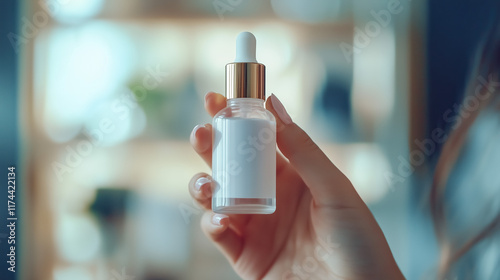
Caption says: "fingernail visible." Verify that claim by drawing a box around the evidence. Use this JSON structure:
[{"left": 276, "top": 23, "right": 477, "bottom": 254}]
[
  {"left": 212, "top": 214, "right": 228, "bottom": 226},
  {"left": 190, "top": 124, "right": 210, "bottom": 151},
  {"left": 195, "top": 177, "right": 211, "bottom": 192},
  {"left": 190, "top": 124, "right": 204, "bottom": 142},
  {"left": 204, "top": 92, "right": 211, "bottom": 104},
  {"left": 270, "top": 94, "right": 292, "bottom": 125}
]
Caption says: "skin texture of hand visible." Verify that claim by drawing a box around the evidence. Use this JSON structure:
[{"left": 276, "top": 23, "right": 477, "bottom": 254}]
[{"left": 189, "top": 92, "right": 405, "bottom": 280}]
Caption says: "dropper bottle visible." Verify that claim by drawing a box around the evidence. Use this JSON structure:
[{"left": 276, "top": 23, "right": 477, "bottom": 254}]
[{"left": 212, "top": 32, "right": 277, "bottom": 214}]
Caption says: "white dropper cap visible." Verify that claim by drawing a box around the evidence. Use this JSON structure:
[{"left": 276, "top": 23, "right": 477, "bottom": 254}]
[
  {"left": 226, "top": 31, "right": 265, "bottom": 99},
  {"left": 234, "top": 32, "right": 258, "bottom": 63}
]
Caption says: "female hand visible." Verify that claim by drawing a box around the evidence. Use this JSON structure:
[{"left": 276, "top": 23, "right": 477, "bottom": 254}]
[{"left": 189, "top": 92, "right": 404, "bottom": 280}]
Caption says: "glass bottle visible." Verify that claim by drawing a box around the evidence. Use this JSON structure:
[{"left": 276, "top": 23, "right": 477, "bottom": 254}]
[{"left": 211, "top": 32, "right": 276, "bottom": 214}]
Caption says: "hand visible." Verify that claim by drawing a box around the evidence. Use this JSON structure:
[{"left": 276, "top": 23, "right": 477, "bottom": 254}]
[{"left": 189, "top": 92, "right": 405, "bottom": 280}]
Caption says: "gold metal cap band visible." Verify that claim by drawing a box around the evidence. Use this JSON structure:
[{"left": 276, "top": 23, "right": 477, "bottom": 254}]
[{"left": 225, "top": 62, "right": 265, "bottom": 99}]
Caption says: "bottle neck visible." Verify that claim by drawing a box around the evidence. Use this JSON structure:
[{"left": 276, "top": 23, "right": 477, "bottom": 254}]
[{"left": 227, "top": 98, "right": 265, "bottom": 108}]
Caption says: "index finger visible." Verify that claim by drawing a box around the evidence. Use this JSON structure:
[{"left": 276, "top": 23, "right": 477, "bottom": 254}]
[{"left": 265, "top": 94, "right": 363, "bottom": 209}]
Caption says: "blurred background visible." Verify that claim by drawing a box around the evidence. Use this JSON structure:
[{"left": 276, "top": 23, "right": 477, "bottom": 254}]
[{"left": 1, "top": 0, "right": 499, "bottom": 279}]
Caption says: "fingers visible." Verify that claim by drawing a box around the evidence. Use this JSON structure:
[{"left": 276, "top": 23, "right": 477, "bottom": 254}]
[
  {"left": 201, "top": 212, "right": 242, "bottom": 263},
  {"left": 188, "top": 172, "right": 214, "bottom": 210},
  {"left": 190, "top": 124, "right": 213, "bottom": 167},
  {"left": 265, "top": 94, "right": 363, "bottom": 208},
  {"left": 188, "top": 173, "right": 251, "bottom": 234},
  {"left": 205, "top": 92, "right": 227, "bottom": 117},
  {"left": 189, "top": 174, "right": 244, "bottom": 263}
]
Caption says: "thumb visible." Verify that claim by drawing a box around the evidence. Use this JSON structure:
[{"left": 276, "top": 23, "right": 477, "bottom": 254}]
[{"left": 266, "top": 94, "right": 362, "bottom": 208}]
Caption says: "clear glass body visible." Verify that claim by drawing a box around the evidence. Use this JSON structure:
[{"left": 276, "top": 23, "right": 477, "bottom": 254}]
[{"left": 212, "top": 98, "right": 276, "bottom": 214}]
